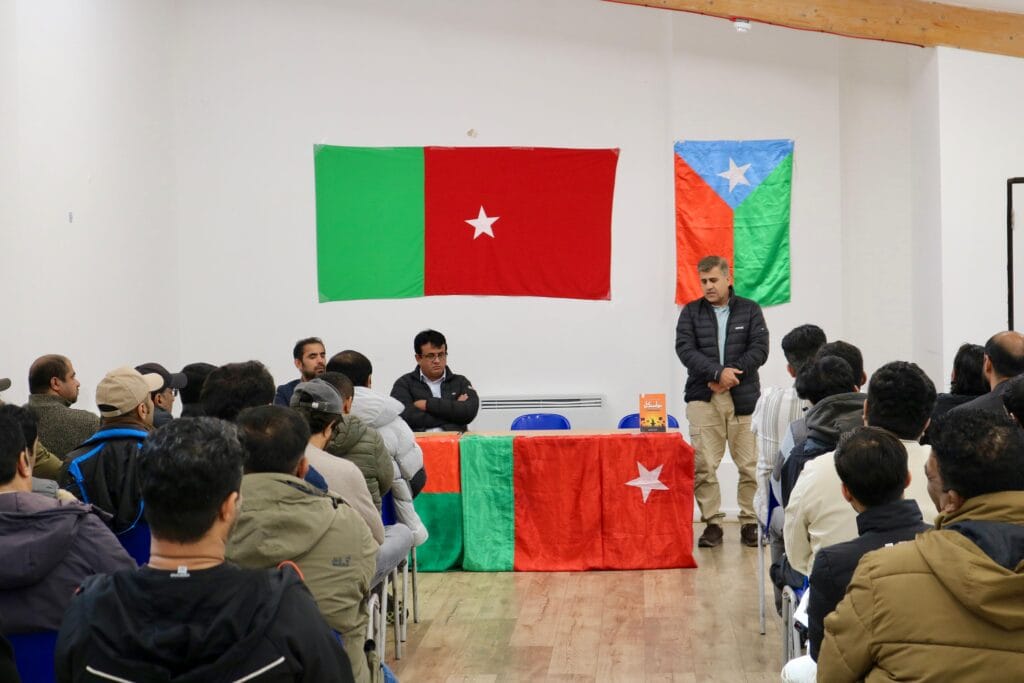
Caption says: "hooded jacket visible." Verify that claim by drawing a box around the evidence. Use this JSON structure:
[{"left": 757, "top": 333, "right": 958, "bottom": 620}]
[
  {"left": 675, "top": 290, "right": 769, "bottom": 415},
  {"left": 55, "top": 562, "right": 354, "bottom": 683},
  {"left": 225, "top": 473, "right": 377, "bottom": 683},
  {"left": 326, "top": 414, "right": 394, "bottom": 510},
  {"left": 818, "top": 490, "right": 1024, "bottom": 682},
  {"left": 348, "top": 387, "right": 424, "bottom": 492},
  {"left": 390, "top": 366, "right": 479, "bottom": 432},
  {"left": 0, "top": 492, "right": 135, "bottom": 633}
]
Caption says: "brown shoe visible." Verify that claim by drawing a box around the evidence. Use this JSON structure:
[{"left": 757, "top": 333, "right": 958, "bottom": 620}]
[
  {"left": 740, "top": 523, "right": 759, "bottom": 547},
  {"left": 698, "top": 523, "right": 724, "bottom": 548}
]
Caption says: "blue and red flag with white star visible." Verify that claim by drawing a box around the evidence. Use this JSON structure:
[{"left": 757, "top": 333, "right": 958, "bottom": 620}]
[{"left": 674, "top": 139, "right": 794, "bottom": 306}]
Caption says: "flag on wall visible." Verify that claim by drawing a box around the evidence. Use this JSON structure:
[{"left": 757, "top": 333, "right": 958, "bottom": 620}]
[
  {"left": 674, "top": 139, "right": 794, "bottom": 306},
  {"left": 411, "top": 435, "right": 463, "bottom": 571},
  {"left": 314, "top": 145, "right": 619, "bottom": 302},
  {"left": 460, "top": 433, "right": 696, "bottom": 572}
]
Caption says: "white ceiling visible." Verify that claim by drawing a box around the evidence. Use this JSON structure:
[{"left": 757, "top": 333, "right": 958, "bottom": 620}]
[{"left": 943, "top": 0, "right": 1024, "bottom": 13}]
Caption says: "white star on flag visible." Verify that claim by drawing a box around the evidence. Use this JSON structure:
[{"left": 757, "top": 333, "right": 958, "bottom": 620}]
[
  {"left": 465, "top": 206, "right": 499, "bottom": 239},
  {"left": 717, "top": 158, "right": 752, "bottom": 192},
  {"left": 625, "top": 462, "right": 669, "bottom": 503}
]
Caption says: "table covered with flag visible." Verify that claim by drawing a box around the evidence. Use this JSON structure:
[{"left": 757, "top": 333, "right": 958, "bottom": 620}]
[{"left": 413, "top": 431, "right": 697, "bottom": 572}]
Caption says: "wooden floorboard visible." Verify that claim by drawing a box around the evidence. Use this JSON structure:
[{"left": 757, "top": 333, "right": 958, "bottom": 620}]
[{"left": 389, "top": 522, "right": 782, "bottom": 682}]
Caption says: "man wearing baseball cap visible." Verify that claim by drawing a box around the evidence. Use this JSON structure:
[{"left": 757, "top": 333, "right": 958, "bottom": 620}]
[
  {"left": 135, "top": 362, "right": 188, "bottom": 428},
  {"left": 59, "top": 367, "right": 162, "bottom": 534}
]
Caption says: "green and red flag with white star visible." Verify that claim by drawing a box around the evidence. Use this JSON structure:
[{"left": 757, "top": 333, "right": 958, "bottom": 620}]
[
  {"left": 674, "top": 139, "right": 794, "bottom": 306},
  {"left": 314, "top": 145, "right": 619, "bottom": 302},
  {"left": 460, "top": 432, "right": 696, "bottom": 572}
]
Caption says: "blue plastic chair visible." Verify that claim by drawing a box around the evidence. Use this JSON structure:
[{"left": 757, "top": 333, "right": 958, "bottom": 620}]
[
  {"left": 616, "top": 413, "right": 679, "bottom": 429},
  {"left": 117, "top": 522, "right": 152, "bottom": 566},
  {"left": 381, "top": 491, "right": 397, "bottom": 526},
  {"left": 9, "top": 630, "right": 58, "bottom": 683},
  {"left": 510, "top": 413, "right": 571, "bottom": 430}
]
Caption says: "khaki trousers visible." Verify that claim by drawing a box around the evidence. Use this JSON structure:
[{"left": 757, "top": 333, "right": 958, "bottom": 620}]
[{"left": 686, "top": 391, "right": 757, "bottom": 524}]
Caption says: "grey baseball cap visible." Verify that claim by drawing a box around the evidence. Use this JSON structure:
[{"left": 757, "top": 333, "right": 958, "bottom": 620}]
[
  {"left": 289, "top": 378, "right": 343, "bottom": 415},
  {"left": 0, "top": 378, "right": 10, "bottom": 392}
]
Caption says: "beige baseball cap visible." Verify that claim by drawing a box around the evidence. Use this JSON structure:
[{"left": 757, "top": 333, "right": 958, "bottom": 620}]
[{"left": 96, "top": 366, "right": 163, "bottom": 418}]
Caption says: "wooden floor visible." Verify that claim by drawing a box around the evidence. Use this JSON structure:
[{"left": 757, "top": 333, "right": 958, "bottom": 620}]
[{"left": 389, "top": 522, "right": 782, "bottom": 682}]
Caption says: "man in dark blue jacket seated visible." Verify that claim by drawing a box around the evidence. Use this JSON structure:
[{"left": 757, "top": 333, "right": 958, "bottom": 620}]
[
  {"left": 274, "top": 337, "right": 327, "bottom": 407},
  {"left": 55, "top": 417, "right": 355, "bottom": 682},
  {"left": 391, "top": 329, "right": 479, "bottom": 432},
  {"left": 781, "top": 426, "right": 930, "bottom": 683}
]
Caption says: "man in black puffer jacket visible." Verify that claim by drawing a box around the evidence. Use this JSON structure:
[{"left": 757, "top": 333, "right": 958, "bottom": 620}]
[{"left": 676, "top": 256, "right": 769, "bottom": 548}]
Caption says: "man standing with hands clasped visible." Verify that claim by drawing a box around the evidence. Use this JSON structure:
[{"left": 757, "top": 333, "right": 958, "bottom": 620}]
[{"left": 676, "top": 256, "right": 769, "bottom": 548}]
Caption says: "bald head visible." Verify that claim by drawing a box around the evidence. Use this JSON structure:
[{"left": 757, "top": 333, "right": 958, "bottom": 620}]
[{"left": 984, "top": 331, "right": 1024, "bottom": 386}]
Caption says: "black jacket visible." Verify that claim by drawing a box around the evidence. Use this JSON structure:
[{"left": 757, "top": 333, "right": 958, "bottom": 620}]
[
  {"left": 59, "top": 426, "right": 149, "bottom": 534},
  {"left": 391, "top": 366, "right": 479, "bottom": 432},
  {"left": 55, "top": 563, "right": 354, "bottom": 683},
  {"left": 807, "top": 499, "right": 929, "bottom": 661},
  {"left": 675, "top": 290, "right": 769, "bottom": 415}
]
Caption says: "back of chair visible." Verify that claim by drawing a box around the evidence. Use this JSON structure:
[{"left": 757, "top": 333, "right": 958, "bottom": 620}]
[
  {"left": 381, "top": 491, "right": 397, "bottom": 526},
  {"left": 510, "top": 413, "right": 571, "bottom": 430},
  {"left": 616, "top": 413, "right": 680, "bottom": 429},
  {"left": 117, "top": 521, "right": 152, "bottom": 566},
  {"left": 9, "top": 630, "right": 58, "bottom": 683}
]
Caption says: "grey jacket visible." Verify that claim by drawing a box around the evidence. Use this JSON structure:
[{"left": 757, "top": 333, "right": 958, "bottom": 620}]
[{"left": 26, "top": 394, "right": 99, "bottom": 458}]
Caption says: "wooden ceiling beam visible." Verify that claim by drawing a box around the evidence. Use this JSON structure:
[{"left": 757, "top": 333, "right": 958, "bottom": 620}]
[{"left": 607, "top": 0, "right": 1024, "bottom": 59}]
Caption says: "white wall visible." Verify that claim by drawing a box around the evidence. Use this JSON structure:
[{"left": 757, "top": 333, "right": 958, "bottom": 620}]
[{"left": 7, "top": 0, "right": 1023, "bottom": 516}]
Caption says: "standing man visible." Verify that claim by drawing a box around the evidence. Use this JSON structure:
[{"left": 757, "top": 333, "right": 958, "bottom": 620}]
[
  {"left": 391, "top": 329, "right": 479, "bottom": 432},
  {"left": 274, "top": 337, "right": 327, "bottom": 407},
  {"left": 676, "top": 256, "right": 769, "bottom": 547}
]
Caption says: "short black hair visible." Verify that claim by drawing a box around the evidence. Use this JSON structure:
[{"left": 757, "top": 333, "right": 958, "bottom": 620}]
[
  {"left": 0, "top": 414, "right": 27, "bottom": 484},
  {"left": 930, "top": 409, "right": 1024, "bottom": 499},
  {"left": 950, "top": 343, "right": 987, "bottom": 396},
  {"left": 293, "top": 337, "right": 324, "bottom": 361},
  {"left": 0, "top": 404, "right": 38, "bottom": 451},
  {"left": 327, "top": 350, "right": 372, "bottom": 388},
  {"left": 138, "top": 417, "right": 245, "bottom": 544},
  {"left": 28, "top": 355, "right": 71, "bottom": 394},
  {"left": 236, "top": 405, "right": 310, "bottom": 475},
  {"left": 180, "top": 362, "right": 217, "bottom": 405},
  {"left": 795, "top": 355, "right": 857, "bottom": 404},
  {"left": 834, "top": 426, "right": 908, "bottom": 507},
  {"left": 414, "top": 329, "right": 447, "bottom": 355},
  {"left": 200, "top": 361, "right": 275, "bottom": 421},
  {"left": 782, "top": 324, "right": 827, "bottom": 374},
  {"left": 866, "top": 361, "right": 937, "bottom": 439},
  {"left": 984, "top": 332, "right": 1024, "bottom": 379},
  {"left": 320, "top": 371, "right": 354, "bottom": 401},
  {"left": 816, "top": 341, "right": 864, "bottom": 385}
]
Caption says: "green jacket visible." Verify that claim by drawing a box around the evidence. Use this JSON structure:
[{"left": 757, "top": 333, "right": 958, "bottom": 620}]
[
  {"left": 26, "top": 394, "right": 99, "bottom": 458},
  {"left": 327, "top": 415, "right": 394, "bottom": 510},
  {"left": 226, "top": 473, "right": 378, "bottom": 683}
]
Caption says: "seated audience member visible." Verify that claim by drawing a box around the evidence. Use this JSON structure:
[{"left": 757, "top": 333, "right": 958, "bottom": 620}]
[
  {"left": 56, "top": 417, "right": 354, "bottom": 682},
  {"left": 227, "top": 406, "right": 376, "bottom": 683},
  {"left": 751, "top": 324, "right": 826, "bottom": 602},
  {"left": 59, "top": 367, "right": 162, "bottom": 533},
  {"left": 293, "top": 378, "right": 413, "bottom": 587},
  {"left": 818, "top": 410, "right": 1024, "bottom": 682},
  {"left": 391, "top": 329, "right": 479, "bottom": 432},
  {"left": 274, "top": 337, "right": 327, "bottom": 407},
  {"left": 950, "top": 330, "right": 1024, "bottom": 415},
  {"left": 179, "top": 361, "right": 216, "bottom": 417},
  {"left": 200, "top": 360, "right": 330, "bottom": 492},
  {"left": 0, "top": 413, "right": 135, "bottom": 635},
  {"left": 135, "top": 362, "right": 188, "bottom": 428},
  {"left": 780, "top": 350, "right": 863, "bottom": 506},
  {"left": 933, "top": 343, "right": 987, "bottom": 418},
  {"left": 25, "top": 354, "right": 98, "bottom": 458},
  {"left": 329, "top": 350, "right": 429, "bottom": 546},
  {"left": 320, "top": 372, "right": 394, "bottom": 510},
  {"left": 785, "top": 361, "right": 938, "bottom": 578},
  {"left": 1, "top": 405, "right": 75, "bottom": 502},
  {"left": 781, "top": 427, "right": 930, "bottom": 683}
]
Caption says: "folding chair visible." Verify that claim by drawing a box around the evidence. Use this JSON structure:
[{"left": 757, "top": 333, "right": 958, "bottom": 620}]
[
  {"left": 781, "top": 580, "right": 810, "bottom": 668},
  {"left": 381, "top": 492, "right": 418, "bottom": 625},
  {"left": 757, "top": 487, "right": 782, "bottom": 635},
  {"left": 510, "top": 413, "right": 571, "bottom": 430}
]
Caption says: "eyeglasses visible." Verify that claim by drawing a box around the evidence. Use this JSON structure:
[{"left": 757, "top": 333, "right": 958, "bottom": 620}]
[{"left": 419, "top": 352, "right": 447, "bottom": 362}]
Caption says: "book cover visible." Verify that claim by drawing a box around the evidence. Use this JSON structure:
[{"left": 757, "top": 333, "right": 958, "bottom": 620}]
[{"left": 639, "top": 393, "right": 667, "bottom": 432}]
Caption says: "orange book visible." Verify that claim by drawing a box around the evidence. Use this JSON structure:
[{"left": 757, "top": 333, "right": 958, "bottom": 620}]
[{"left": 639, "top": 393, "right": 667, "bottom": 432}]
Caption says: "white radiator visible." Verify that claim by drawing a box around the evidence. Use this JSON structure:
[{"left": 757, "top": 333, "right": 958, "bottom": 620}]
[{"left": 473, "top": 394, "right": 608, "bottom": 431}]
